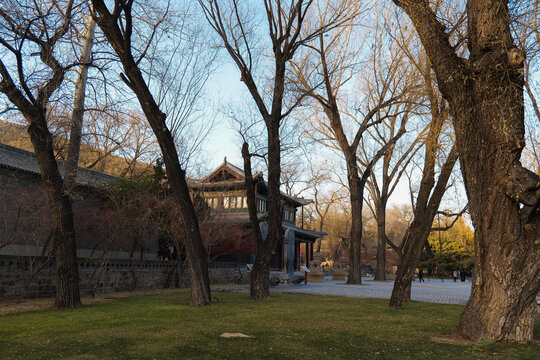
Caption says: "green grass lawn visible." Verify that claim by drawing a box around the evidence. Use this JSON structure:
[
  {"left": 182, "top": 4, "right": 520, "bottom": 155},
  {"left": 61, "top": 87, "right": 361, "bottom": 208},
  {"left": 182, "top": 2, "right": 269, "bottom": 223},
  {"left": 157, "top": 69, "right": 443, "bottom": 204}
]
[{"left": 0, "top": 291, "right": 538, "bottom": 359}]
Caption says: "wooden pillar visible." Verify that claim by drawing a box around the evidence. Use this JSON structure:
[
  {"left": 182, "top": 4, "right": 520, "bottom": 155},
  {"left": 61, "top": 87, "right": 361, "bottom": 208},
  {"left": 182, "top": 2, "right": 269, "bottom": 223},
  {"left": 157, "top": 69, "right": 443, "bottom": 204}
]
[
  {"left": 295, "top": 240, "right": 300, "bottom": 270},
  {"left": 279, "top": 238, "right": 284, "bottom": 270},
  {"left": 306, "top": 242, "right": 310, "bottom": 268},
  {"left": 310, "top": 242, "right": 314, "bottom": 261}
]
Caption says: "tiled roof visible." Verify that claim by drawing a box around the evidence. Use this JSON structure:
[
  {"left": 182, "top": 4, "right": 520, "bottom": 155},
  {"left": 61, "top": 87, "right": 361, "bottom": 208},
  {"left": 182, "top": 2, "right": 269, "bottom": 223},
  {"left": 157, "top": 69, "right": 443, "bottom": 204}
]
[
  {"left": 226, "top": 161, "right": 245, "bottom": 177},
  {"left": 283, "top": 223, "right": 326, "bottom": 242},
  {"left": 194, "top": 158, "right": 314, "bottom": 207},
  {"left": 201, "top": 157, "right": 245, "bottom": 183},
  {"left": 0, "top": 143, "right": 116, "bottom": 187}
]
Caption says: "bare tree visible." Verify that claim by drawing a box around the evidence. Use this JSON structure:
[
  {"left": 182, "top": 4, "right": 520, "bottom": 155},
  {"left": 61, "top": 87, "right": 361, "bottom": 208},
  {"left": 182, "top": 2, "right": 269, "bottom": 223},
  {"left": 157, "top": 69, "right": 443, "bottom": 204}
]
[
  {"left": 0, "top": 0, "right": 82, "bottom": 308},
  {"left": 200, "top": 0, "right": 357, "bottom": 299},
  {"left": 364, "top": 110, "right": 425, "bottom": 280},
  {"left": 281, "top": 161, "right": 308, "bottom": 197},
  {"left": 91, "top": 0, "right": 212, "bottom": 306},
  {"left": 392, "top": 0, "right": 540, "bottom": 343},
  {"left": 291, "top": 6, "right": 417, "bottom": 284},
  {"left": 304, "top": 163, "right": 347, "bottom": 252}
]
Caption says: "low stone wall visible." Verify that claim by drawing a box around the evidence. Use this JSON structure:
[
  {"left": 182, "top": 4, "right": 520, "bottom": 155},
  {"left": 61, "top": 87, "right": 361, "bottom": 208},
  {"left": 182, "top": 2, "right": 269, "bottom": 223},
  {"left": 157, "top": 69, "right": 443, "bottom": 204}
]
[{"left": 0, "top": 256, "right": 250, "bottom": 300}]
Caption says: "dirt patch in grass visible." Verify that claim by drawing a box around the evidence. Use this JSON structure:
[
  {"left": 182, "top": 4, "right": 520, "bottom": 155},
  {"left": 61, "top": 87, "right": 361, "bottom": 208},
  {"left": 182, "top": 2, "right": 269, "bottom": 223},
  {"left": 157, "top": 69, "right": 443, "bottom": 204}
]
[{"left": 0, "top": 288, "right": 188, "bottom": 316}]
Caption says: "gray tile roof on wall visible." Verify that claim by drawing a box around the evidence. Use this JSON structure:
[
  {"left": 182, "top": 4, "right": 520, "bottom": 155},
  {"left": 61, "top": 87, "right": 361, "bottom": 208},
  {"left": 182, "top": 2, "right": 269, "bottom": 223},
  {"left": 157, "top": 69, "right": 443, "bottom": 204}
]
[{"left": 0, "top": 143, "right": 116, "bottom": 187}]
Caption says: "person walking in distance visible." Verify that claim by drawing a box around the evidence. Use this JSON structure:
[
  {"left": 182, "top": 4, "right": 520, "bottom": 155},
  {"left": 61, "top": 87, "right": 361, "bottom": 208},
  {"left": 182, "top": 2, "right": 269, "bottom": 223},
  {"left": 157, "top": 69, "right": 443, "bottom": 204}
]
[{"left": 418, "top": 268, "right": 425, "bottom": 282}]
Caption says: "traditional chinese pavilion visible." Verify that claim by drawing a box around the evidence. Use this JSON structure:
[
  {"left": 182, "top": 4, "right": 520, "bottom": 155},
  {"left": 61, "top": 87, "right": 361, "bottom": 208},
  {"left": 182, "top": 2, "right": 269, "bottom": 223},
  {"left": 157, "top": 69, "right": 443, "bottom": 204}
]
[{"left": 190, "top": 158, "right": 325, "bottom": 274}]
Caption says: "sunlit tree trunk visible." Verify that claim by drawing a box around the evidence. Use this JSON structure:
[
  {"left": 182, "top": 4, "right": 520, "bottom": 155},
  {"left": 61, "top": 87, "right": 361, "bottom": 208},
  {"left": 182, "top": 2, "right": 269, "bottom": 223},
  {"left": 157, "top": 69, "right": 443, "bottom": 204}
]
[{"left": 393, "top": 0, "right": 540, "bottom": 342}]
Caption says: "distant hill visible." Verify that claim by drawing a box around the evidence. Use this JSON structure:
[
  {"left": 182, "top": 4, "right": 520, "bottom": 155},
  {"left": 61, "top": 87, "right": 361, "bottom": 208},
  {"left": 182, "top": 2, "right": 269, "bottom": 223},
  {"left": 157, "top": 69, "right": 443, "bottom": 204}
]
[
  {"left": 0, "top": 120, "right": 152, "bottom": 177},
  {"left": 0, "top": 120, "right": 32, "bottom": 150}
]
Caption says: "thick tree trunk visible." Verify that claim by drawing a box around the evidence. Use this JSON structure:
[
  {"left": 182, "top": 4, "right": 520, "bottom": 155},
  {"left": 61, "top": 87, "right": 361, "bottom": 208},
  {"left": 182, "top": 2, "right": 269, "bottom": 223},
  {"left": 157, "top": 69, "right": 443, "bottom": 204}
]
[
  {"left": 241, "top": 142, "right": 269, "bottom": 299},
  {"left": 92, "top": 2, "right": 212, "bottom": 306},
  {"left": 374, "top": 199, "right": 387, "bottom": 281},
  {"left": 393, "top": 0, "right": 540, "bottom": 342},
  {"left": 453, "top": 89, "right": 540, "bottom": 341},
  {"left": 0, "top": 70, "right": 82, "bottom": 309},
  {"left": 389, "top": 226, "right": 427, "bottom": 308},
  {"left": 403, "top": 280, "right": 411, "bottom": 302},
  {"left": 250, "top": 122, "right": 283, "bottom": 299},
  {"left": 0, "top": 1, "right": 81, "bottom": 309},
  {"left": 27, "top": 116, "right": 82, "bottom": 309},
  {"left": 347, "top": 176, "right": 363, "bottom": 284},
  {"left": 454, "top": 2, "right": 540, "bottom": 340},
  {"left": 153, "top": 117, "right": 212, "bottom": 306},
  {"left": 457, "top": 213, "right": 539, "bottom": 342},
  {"left": 250, "top": 249, "right": 272, "bottom": 299},
  {"left": 390, "top": 144, "right": 458, "bottom": 308}
]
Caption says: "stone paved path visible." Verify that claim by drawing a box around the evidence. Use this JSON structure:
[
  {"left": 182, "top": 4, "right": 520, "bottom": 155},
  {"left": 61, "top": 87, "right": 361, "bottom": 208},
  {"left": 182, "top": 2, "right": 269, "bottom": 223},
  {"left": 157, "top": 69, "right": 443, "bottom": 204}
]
[
  {"left": 213, "top": 277, "right": 473, "bottom": 305},
  {"left": 273, "top": 277, "right": 472, "bottom": 305}
]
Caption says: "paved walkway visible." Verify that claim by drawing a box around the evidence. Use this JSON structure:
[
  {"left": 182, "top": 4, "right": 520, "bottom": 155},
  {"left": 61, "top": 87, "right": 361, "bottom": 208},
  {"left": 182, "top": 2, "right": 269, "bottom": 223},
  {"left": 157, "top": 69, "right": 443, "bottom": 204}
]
[
  {"left": 274, "top": 277, "right": 472, "bottom": 305},
  {"left": 213, "top": 277, "right": 473, "bottom": 305}
]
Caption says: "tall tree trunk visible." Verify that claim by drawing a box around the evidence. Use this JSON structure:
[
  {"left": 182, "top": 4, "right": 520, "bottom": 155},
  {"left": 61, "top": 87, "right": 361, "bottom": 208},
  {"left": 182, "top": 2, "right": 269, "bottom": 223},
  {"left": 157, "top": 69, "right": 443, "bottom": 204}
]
[
  {"left": 250, "top": 249, "right": 272, "bottom": 299},
  {"left": 347, "top": 171, "right": 364, "bottom": 284},
  {"left": 64, "top": 11, "right": 96, "bottom": 189},
  {"left": 393, "top": 0, "right": 540, "bottom": 342},
  {"left": 390, "top": 225, "right": 430, "bottom": 307},
  {"left": 0, "top": 63, "right": 82, "bottom": 309},
  {"left": 389, "top": 50, "right": 457, "bottom": 307},
  {"left": 92, "top": 1, "right": 211, "bottom": 306},
  {"left": 344, "top": 143, "right": 392, "bottom": 284},
  {"left": 250, "top": 122, "right": 283, "bottom": 299},
  {"left": 390, "top": 145, "right": 458, "bottom": 308},
  {"left": 28, "top": 113, "right": 82, "bottom": 309},
  {"left": 453, "top": 85, "right": 539, "bottom": 342},
  {"left": 374, "top": 198, "right": 388, "bottom": 281},
  {"left": 455, "top": 2, "right": 539, "bottom": 342},
  {"left": 242, "top": 142, "right": 269, "bottom": 299},
  {"left": 145, "top": 101, "right": 212, "bottom": 307}
]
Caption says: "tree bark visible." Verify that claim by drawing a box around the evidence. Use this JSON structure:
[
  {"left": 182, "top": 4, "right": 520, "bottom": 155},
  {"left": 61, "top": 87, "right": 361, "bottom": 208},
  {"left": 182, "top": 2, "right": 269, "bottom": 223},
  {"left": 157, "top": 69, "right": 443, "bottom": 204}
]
[
  {"left": 28, "top": 118, "right": 82, "bottom": 309},
  {"left": 64, "top": 10, "right": 96, "bottom": 190},
  {"left": 393, "top": 0, "right": 540, "bottom": 342},
  {"left": 389, "top": 141, "right": 458, "bottom": 307},
  {"left": 234, "top": 41, "right": 287, "bottom": 299},
  {"left": 92, "top": 0, "right": 211, "bottom": 306},
  {"left": 0, "top": 12, "right": 82, "bottom": 308},
  {"left": 249, "top": 121, "right": 283, "bottom": 299},
  {"left": 242, "top": 142, "right": 270, "bottom": 299},
  {"left": 250, "top": 248, "right": 272, "bottom": 299},
  {"left": 374, "top": 197, "right": 388, "bottom": 281},
  {"left": 347, "top": 174, "right": 364, "bottom": 284}
]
